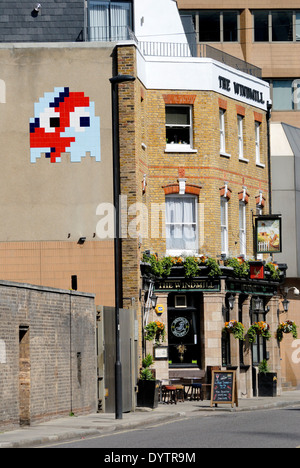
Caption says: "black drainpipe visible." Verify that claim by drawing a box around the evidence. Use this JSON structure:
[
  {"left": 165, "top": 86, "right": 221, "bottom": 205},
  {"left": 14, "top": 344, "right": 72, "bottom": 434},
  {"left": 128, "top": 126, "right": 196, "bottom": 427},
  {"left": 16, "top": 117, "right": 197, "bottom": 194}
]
[{"left": 266, "top": 101, "right": 273, "bottom": 215}]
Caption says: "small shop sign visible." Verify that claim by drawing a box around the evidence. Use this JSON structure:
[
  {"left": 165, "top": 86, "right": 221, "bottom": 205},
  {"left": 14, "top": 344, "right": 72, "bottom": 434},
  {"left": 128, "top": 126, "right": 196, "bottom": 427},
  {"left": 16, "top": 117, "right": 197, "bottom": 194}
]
[{"left": 249, "top": 261, "right": 264, "bottom": 280}]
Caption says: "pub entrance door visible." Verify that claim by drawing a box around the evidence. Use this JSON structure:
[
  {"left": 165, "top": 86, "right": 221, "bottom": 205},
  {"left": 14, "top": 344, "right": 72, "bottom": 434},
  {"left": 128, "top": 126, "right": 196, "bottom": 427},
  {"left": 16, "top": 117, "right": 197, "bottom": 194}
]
[{"left": 167, "top": 292, "right": 202, "bottom": 368}]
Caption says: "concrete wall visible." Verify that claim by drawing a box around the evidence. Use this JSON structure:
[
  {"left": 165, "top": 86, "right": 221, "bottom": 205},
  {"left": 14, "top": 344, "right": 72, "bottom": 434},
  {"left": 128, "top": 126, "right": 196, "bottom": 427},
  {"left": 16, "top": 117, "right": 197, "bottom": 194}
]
[
  {"left": 0, "top": 43, "right": 113, "bottom": 241},
  {"left": 0, "top": 43, "right": 115, "bottom": 305},
  {"left": 0, "top": 280, "right": 97, "bottom": 430}
]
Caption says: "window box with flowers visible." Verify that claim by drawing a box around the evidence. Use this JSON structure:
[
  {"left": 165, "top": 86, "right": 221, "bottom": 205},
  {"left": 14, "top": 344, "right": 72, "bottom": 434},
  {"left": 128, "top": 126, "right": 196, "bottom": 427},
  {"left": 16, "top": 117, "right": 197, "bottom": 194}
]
[
  {"left": 276, "top": 320, "right": 298, "bottom": 342},
  {"left": 222, "top": 320, "right": 245, "bottom": 341},
  {"left": 144, "top": 321, "right": 166, "bottom": 345},
  {"left": 247, "top": 322, "right": 271, "bottom": 343}
]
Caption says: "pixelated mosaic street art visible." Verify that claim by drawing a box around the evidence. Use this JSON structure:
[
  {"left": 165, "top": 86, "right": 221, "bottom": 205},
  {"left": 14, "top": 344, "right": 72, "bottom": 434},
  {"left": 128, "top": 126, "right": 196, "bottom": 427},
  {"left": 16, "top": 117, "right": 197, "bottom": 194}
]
[{"left": 30, "top": 87, "right": 101, "bottom": 163}]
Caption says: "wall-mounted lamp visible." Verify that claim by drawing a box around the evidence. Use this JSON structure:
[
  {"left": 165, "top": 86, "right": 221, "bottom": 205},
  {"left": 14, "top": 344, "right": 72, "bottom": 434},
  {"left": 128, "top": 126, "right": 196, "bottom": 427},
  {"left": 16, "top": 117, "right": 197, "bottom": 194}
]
[
  {"left": 282, "top": 298, "right": 290, "bottom": 313},
  {"left": 228, "top": 294, "right": 235, "bottom": 310},
  {"left": 31, "top": 4, "right": 41, "bottom": 17},
  {"left": 253, "top": 296, "right": 263, "bottom": 312},
  {"left": 78, "top": 237, "right": 86, "bottom": 245},
  {"left": 150, "top": 293, "right": 158, "bottom": 309}
]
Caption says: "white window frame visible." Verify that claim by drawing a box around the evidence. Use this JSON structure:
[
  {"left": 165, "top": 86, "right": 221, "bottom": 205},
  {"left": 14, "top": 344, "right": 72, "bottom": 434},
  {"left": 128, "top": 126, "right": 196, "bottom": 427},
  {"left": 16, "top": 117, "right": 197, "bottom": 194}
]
[
  {"left": 220, "top": 109, "right": 231, "bottom": 158},
  {"left": 165, "top": 105, "right": 196, "bottom": 153},
  {"left": 239, "top": 201, "right": 247, "bottom": 256},
  {"left": 255, "top": 121, "right": 265, "bottom": 167},
  {"left": 238, "top": 115, "right": 248, "bottom": 162},
  {"left": 221, "top": 197, "right": 229, "bottom": 256},
  {"left": 165, "top": 195, "right": 198, "bottom": 256}
]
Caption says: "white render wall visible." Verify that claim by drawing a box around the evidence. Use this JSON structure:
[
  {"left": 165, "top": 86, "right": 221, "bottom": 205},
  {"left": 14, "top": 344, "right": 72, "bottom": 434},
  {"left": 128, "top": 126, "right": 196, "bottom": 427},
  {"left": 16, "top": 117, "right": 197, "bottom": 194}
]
[
  {"left": 136, "top": 50, "right": 270, "bottom": 112},
  {"left": 134, "top": 0, "right": 188, "bottom": 45}
]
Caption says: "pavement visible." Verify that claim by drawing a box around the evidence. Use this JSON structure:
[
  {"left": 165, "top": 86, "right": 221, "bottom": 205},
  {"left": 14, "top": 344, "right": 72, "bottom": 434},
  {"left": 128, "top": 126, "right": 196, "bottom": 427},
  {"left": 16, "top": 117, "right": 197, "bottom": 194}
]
[{"left": 1, "top": 390, "right": 300, "bottom": 448}]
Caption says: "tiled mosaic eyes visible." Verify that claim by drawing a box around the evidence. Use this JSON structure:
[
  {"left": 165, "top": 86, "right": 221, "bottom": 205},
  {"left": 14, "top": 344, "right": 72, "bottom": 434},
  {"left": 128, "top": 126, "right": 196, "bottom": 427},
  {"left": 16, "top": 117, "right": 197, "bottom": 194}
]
[{"left": 30, "top": 87, "right": 101, "bottom": 163}]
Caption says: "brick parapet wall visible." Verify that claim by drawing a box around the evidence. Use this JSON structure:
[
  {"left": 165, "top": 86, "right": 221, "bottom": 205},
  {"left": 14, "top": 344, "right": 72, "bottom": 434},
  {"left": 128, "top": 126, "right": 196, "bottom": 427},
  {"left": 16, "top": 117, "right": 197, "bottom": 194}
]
[{"left": 0, "top": 280, "right": 97, "bottom": 429}]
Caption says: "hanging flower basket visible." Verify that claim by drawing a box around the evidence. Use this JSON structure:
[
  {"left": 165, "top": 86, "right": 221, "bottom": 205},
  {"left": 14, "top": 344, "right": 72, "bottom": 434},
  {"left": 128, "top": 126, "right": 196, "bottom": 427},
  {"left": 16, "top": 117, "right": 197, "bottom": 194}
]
[
  {"left": 144, "top": 321, "right": 166, "bottom": 344},
  {"left": 223, "top": 320, "right": 245, "bottom": 341},
  {"left": 276, "top": 320, "right": 298, "bottom": 342},
  {"left": 247, "top": 322, "right": 271, "bottom": 343}
]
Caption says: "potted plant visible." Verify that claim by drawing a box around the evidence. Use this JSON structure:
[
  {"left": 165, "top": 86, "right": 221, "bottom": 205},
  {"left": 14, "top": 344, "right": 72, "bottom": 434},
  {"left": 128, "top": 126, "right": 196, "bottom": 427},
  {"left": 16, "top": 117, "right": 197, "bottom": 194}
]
[
  {"left": 276, "top": 320, "right": 298, "bottom": 342},
  {"left": 222, "top": 320, "right": 245, "bottom": 341},
  {"left": 258, "top": 359, "right": 277, "bottom": 397},
  {"left": 137, "top": 354, "right": 160, "bottom": 409}
]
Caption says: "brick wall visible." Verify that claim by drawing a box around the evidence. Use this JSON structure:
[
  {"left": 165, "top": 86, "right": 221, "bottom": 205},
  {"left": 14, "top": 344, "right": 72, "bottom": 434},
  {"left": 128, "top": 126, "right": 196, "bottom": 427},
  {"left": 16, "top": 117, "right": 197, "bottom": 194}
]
[
  {"left": 137, "top": 89, "right": 269, "bottom": 259},
  {"left": 0, "top": 280, "right": 97, "bottom": 430},
  {"left": 116, "top": 45, "right": 269, "bottom": 361}
]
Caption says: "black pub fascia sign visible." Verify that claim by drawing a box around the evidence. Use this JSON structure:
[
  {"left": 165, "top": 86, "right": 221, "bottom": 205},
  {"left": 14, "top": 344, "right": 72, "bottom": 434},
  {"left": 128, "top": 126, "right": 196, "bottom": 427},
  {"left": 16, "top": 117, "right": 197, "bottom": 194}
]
[
  {"left": 155, "top": 278, "right": 220, "bottom": 292},
  {"left": 218, "top": 76, "right": 265, "bottom": 105}
]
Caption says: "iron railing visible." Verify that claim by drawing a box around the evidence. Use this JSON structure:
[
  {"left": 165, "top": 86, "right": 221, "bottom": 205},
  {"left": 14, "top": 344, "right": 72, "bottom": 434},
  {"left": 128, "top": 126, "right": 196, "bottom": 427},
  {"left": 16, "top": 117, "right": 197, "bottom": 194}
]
[{"left": 88, "top": 26, "right": 262, "bottom": 78}]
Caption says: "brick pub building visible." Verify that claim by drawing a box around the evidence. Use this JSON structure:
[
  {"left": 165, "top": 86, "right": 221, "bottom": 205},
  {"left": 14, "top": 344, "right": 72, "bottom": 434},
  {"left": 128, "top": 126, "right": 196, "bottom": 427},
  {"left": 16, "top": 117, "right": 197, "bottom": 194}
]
[{"left": 116, "top": 42, "right": 287, "bottom": 399}]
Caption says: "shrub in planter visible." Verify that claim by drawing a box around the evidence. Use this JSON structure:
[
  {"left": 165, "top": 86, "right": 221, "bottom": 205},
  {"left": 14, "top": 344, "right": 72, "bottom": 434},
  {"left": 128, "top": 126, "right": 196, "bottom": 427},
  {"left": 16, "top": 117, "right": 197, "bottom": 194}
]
[
  {"left": 258, "top": 360, "right": 277, "bottom": 397},
  {"left": 137, "top": 354, "right": 159, "bottom": 409}
]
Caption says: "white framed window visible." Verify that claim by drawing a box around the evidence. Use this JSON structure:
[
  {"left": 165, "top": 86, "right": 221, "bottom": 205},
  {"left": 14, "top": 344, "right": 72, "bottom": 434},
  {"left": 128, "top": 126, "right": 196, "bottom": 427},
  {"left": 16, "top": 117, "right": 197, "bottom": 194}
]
[
  {"left": 221, "top": 197, "right": 229, "bottom": 255},
  {"left": 239, "top": 201, "right": 247, "bottom": 256},
  {"left": 88, "top": 1, "right": 133, "bottom": 41},
  {"left": 220, "top": 109, "right": 230, "bottom": 157},
  {"left": 238, "top": 115, "right": 245, "bottom": 160},
  {"left": 220, "top": 109, "right": 226, "bottom": 153},
  {"left": 165, "top": 195, "right": 198, "bottom": 255},
  {"left": 255, "top": 121, "right": 264, "bottom": 167},
  {"left": 165, "top": 106, "right": 195, "bottom": 152}
]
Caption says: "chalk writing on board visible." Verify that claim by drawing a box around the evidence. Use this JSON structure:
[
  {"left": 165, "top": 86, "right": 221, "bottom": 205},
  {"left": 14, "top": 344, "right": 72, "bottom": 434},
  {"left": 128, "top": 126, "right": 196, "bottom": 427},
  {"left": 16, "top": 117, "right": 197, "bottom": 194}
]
[{"left": 211, "top": 370, "right": 238, "bottom": 408}]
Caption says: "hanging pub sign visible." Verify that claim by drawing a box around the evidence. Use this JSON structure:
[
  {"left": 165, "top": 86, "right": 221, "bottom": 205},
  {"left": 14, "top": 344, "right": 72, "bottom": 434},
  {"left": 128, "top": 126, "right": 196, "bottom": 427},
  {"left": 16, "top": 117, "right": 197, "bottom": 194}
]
[{"left": 255, "top": 215, "right": 282, "bottom": 254}]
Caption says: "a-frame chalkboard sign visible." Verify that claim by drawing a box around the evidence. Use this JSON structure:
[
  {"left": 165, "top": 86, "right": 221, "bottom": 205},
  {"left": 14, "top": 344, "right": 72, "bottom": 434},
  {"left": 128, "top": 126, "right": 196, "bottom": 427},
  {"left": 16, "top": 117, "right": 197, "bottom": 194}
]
[{"left": 210, "top": 370, "right": 238, "bottom": 408}]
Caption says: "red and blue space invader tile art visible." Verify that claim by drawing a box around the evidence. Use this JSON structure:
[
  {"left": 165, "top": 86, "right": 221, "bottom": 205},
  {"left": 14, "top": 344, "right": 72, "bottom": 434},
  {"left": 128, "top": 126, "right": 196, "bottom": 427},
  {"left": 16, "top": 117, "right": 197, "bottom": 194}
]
[{"left": 30, "top": 87, "right": 101, "bottom": 163}]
